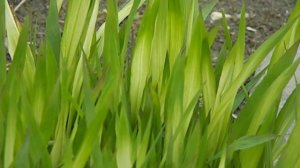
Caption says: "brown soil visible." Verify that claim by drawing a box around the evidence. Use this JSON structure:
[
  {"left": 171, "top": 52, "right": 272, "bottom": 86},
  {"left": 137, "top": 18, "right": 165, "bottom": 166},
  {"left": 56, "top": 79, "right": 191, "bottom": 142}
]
[
  {"left": 206, "top": 0, "right": 296, "bottom": 55},
  {"left": 6, "top": 0, "right": 297, "bottom": 59}
]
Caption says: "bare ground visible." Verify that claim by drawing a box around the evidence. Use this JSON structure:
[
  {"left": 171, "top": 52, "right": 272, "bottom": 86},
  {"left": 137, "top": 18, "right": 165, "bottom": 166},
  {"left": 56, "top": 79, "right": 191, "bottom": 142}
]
[{"left": 6, "top": 0, "right": 297, "bottom": 58}]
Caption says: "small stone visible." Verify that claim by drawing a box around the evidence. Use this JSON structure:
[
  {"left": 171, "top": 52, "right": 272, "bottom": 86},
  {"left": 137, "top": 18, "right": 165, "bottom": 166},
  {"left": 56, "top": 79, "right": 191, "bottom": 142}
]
[
  {"left": 210, "top": 11, "right": 232, "bottom": 21},
  {"left": 246, "top": 26, "right": 257, "bottom": 32}
]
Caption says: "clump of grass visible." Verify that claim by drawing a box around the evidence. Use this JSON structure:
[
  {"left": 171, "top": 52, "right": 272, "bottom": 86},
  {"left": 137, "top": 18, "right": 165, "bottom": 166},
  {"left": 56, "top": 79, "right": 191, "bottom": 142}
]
[{"left": 1, "top": 0, "right": 300, "bottom": 167}]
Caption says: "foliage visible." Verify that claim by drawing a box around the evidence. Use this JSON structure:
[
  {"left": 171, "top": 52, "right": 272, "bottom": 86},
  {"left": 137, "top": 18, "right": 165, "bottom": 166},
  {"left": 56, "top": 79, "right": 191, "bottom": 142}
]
[{"left": 1, "top": 0, "right": 300, "bottom": 167}]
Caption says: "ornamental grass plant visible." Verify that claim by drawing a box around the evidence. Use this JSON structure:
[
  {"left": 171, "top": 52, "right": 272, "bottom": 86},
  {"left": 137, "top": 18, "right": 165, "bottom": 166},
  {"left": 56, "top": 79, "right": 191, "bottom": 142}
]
[{"left": 1, "top": 0, "right": 300, "bottom": 167}]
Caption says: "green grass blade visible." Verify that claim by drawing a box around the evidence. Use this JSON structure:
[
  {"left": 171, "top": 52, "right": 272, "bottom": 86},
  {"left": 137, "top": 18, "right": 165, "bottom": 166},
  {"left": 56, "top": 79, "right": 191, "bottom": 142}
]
[
  {"left": 5, "top": 0, "right": 19, "bottom": 58},
  {"left": 201, "top": 37, "right": 216, "bottom": 116},
  {"left": 288, "top": 0, "right": 300, "bottom": 22},
  {"left": 232, "top": 68, "right": 266, "bottom": 112},
  {"left": 184, "top": 0, "right": 198, "bottom": 49},
  {"left": 216, "top": 3, "right": 245, "bottom": 96},
  {"left": 214, "top": 45, "right": 228, "bottom": 85},
  {"left": 96, "top": 0, "right": 146, "bottom": 57},
  {"left": 0, "top": 0, "right": 5, "bottom": 87},
  {"left": 32, "top": 47, "right": 47, "bottom": 125},
  {"left": 270, "top": 1, "right": 300, "bottom": 66},
  {"left": 201, "top": 0, "right": 218, "bottom": 20},
  {"left": 150, "top": 0, "right": 168, "bottom": 86},
  {"left": 82, "top": 61, "right": 96, "bottom": 125},
  {"left": 61, "top": 0, "right": 99, "bottom": 140},
  {"left": 14, "top": 136, "right": 30, "bottom": 168},
  {"left": 130, "top": 1, "right": 158, "bottom": 117},
  {"left": 195, "top": 12, "right": 217, "bottom": 117},
  {"left": 60, "top": 0, "right": 92, "bottom": 69},
  {"left": 221, "top": 10, "right": 233, "bottom": 49},
  {"left": 272, "top": 84, "right": 300, "bottom": 160},
  {"left": 182, "top": 95, "right": 208, "bottom": 166},
  {"left": 40, "top": 81, "right": 60, "bottom": 145},
  {"left": 4, "top": 86, "right": 20, "bottom": 168},
  {"left": 101, "top": 0, "right": 121, "bottom": 111},
  {"left": 4, "top": 18, "right": 30, "bottom": 168},
  {"left": 239, "top": 58, "right": 300, "bottom": 168},
  {"left": 210, "top": 134, "right": 277, "bottom": 162},
  {"left": 168, "top": 0, "right": 184, "bottom": 69},
  {"left": 213, "top": 12, "right": 233, "bottom": 84},
  {"left": 103, "top": 0, "right": 120, "bottom": 77},
  {"left": 275, "top": 117, "right": 300, "bottom": 168},
  {"left": 20, "top": 84, "right": 52, "bottom": 168},
  {"left": 231, "top": 41, "right": 299, "bottom": 140},
  {"left": 182, "top": 121, "right": 202, "bottom": 167},
  {"left": 45, "top": 0, "right": 60, "bottom": 97},
  {"left": 119, "top": 0, "right": 141, "bottom": 65},
  {"left": 270, "top": 19, "right": 300, "bottom": 66},
  {"left": 56, "top": 0, "right": 64, "bottom": 11},
  {"left": 46, "top": 0, "right": 61, "bottom": 62},
  {"left": 208, "top": 24, "right": 220, "bottom": 48},
  {"left": 72, "top": 79, "right": 115, "bottom": 167},
  {"left": 184, "top": 14, "right": 203, "bottom": 112},
  {"left": 136, "top": 113, "right": 152, "bottom": 167},
  {"left": 275, "top": 83, "right": 300, "bottom": 134},
  {"left": 116, "top": 108, "right": 133, "bottom": 168},
  {"left": 50, "top": 59, "right": 69, "bottom": 166},
  {"left": 71, "top": 0, "right": 99, "bottom": 102},
  {"left": 214, "top": 16, "right": 300, "bottom": 138},
  {"left": 208, "top": 13, "right": 299, "bottom": 159},
  {"left": 164, "top": 56, "right": 185, "bottom": 166},
  {"left": 232, "top": 135, "right": 277, "bottom": 152},
  {"left": 233, "top": 17, "right": 299, "bottom": 90},
  {"left": 5, "top": 1, "right": 35, "bottom": 86}
]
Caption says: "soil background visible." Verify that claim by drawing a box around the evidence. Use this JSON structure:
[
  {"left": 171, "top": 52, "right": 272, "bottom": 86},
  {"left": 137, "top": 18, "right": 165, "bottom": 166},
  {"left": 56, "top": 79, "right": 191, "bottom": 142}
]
[
  {"left": 209, "top": 0, "right": 296, "bottom": 55},
  {"left": 6, "top": 0, "right": 297, "bottom": 59}
]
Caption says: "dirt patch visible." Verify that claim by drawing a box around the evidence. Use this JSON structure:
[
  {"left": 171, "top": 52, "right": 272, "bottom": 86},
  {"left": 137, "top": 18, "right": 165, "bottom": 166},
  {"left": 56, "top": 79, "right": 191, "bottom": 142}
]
[
  {"left": 206, "top": 0, "right": 296, "bottom": 55},
  {"left": 6, "top": 0, "right": 297, "bottom": 58}
]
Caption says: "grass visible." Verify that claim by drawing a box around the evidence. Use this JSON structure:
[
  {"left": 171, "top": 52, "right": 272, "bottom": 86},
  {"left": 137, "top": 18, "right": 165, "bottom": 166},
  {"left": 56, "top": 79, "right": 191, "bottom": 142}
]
[{"left": 1, "top": 0, "right": 300, "bottom": 167}]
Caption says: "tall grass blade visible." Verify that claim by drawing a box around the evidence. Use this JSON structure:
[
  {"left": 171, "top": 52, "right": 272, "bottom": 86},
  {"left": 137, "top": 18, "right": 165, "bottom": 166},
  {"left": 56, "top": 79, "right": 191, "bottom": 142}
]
[
  {"left": 120, "top": 0, "right": 141, "bottom": 65},
  {"left": 200, "top": 33, "right": 216, "bottom": 117},
  {"left": 4, "top": 18, "right": 29, "bottom": 168},
  {"left": 184, "top": 0, "right": 198, "bottom": 49},
  {"left": 208, "top": 24, "right": 220, "bottom": 47},
  {"left": 0, "top": 0, "right": 5, "bottom": 87},
  {"left": 164, "top": 56, "right": 185, "bottom": 167},
  {"left": 96, "top": 0, "right": 146, "bottom": 56},
  {"left": 270, "top": 1, "right": 300, "bottom": 65},
  {"left": 214, "top": 13, "right": 233, "bottom": 84},
  {"left": 202, "top": 0, "right": 218, "bottom": 19},
  {"left": 168, "top": 0, "right": 184, "bottom": 69},
  {"left": 116, "top": 108, "right": 133, "bottom": 168},
  {"left": 72, "top": 0, "right": 99, "bottom": 99},
  {"left": 103, "top": 0, "right": 120, "bottom": 75},
  {"left": 130, "top": 1, "right": 158, "bottom": 117},
  {"left": 273, "top": 84, "right": 300, "bottom": 160},
  {"left": 276, "top": 114, "right": 300, "bottom": 168},
  {"left": 20, "top": 83, "right": 52, "bottom": 167},
  {"left": 136, "top": 113, "right": 152, "bottom": 167},
  {"left": 60, "top": 0, "right": 92, "bottom": 69},
  {"left": 150, "top": 0, "right": 168, "bottom": 87},
  {"left": 206, "top": 3, "right": 246, "bottom": 156},
  {"left": 183, "top": 14, "right": 203, "bottom": 112},
  {"left": 231, "top": 41, "right": 299, "bottom": 140},
  {"left": 239, "top": 58, "right": 300, "bottom": 168},
  {"left": 216, "top": 3, "right": 245, "bottom": 97},
  {"left": 5, "top": 1, "right": 35, "bottom": 86},
  {"left": 72, "top": 78, "right": 115, "bottom": 167},
  {"left": 46, "top": 0, "right": 61, "bottom": 62}
]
